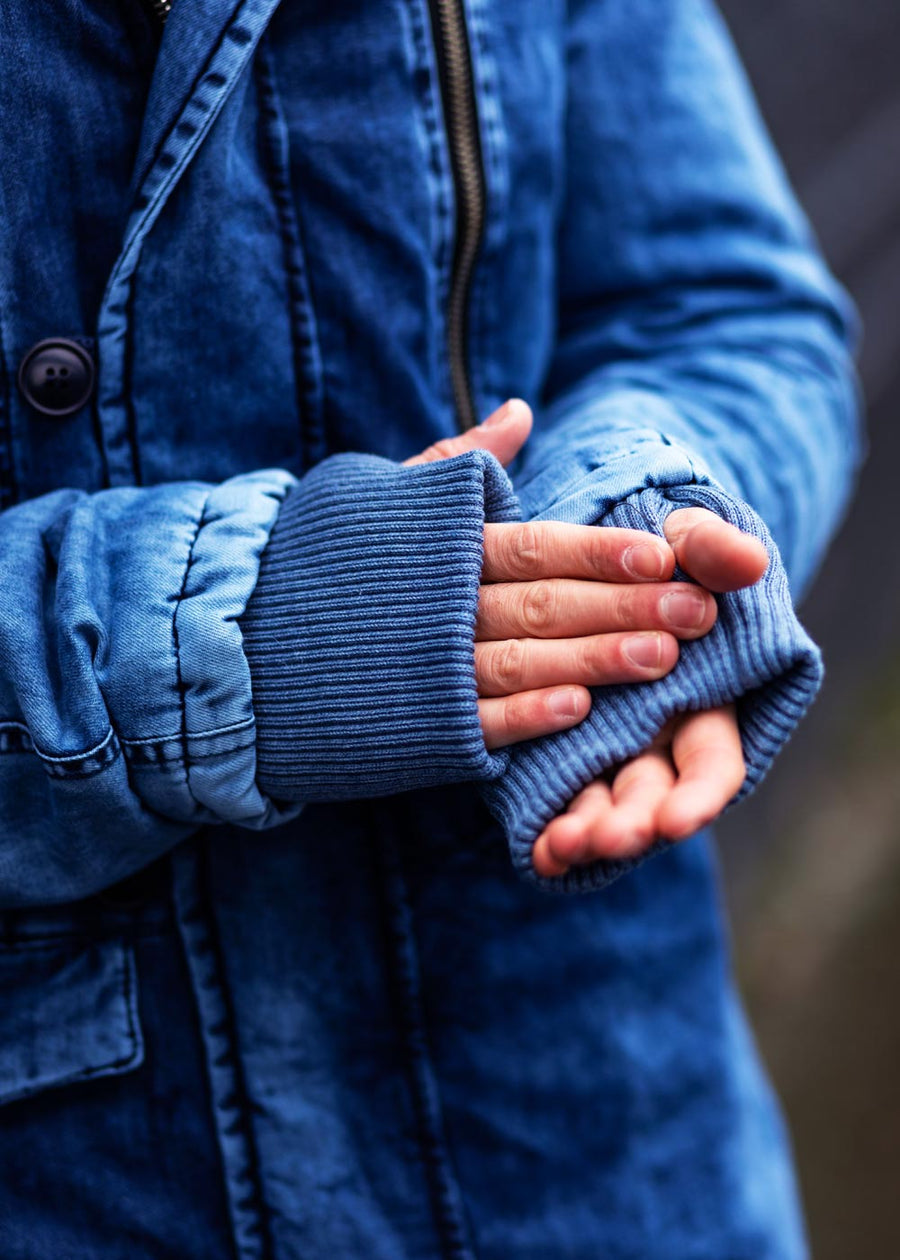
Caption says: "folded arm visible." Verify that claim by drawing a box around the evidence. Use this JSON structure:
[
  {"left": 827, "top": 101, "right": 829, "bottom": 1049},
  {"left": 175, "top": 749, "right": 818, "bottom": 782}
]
[
  {"left": 479, "top": 0, "right": 862, "bottom": 891},
  {"left": 0, "top": 453, "right": 522, "bottom": 907}
]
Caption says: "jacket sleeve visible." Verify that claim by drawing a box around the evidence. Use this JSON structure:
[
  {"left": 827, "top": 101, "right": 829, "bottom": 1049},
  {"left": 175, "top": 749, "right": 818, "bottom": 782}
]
[
  {"left": 479, "top": 0, "right": 863, "bottom": 893},
  {"left": 0, "top": 450, "right": 518, "bottom": 908}
]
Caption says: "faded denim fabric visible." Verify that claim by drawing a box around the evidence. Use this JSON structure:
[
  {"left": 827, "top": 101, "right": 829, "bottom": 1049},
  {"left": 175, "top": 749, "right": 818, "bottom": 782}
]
[{"left": 0, "top": 0, "right": 859, "bottom": 1256}]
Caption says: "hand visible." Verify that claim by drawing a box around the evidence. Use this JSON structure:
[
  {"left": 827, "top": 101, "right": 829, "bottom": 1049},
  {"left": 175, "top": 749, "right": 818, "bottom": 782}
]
[
  {"left": 475, "top": 519, "right": 718, "bottom": 748},
  {"left": 404, "top": 401, "right": 767, "bottom": 871},
  {"left": 405, "top": 401, "right": 719, "bottom": 750},
  {"left": 531, "top": 504, "right": 770, "bottom": 877},
  {"left": 532, "top": 704, "right": 746, "bottom": 877}
]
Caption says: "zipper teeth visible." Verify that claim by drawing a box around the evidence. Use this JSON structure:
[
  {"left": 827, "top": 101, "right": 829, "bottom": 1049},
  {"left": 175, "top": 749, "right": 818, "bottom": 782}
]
[
  {"left": 429, "top": 0, "right": 486, "bottom": 432},
  {"left": 140, "top": 0, "right": 481, "bottom": 425}
]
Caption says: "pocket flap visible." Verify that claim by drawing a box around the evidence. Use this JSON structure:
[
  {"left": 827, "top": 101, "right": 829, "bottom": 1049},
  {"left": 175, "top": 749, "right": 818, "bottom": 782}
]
[{"left": 0, "top": 937, "right": 144, "bottom": 1106}]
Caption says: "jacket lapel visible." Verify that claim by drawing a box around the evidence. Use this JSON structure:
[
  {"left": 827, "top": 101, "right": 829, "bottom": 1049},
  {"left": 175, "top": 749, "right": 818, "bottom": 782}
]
[
  {"left": 97, "top": 0, "right": 283, "bottom": 487},
  {"left": 130, "top": 0, "right": 282, "bottom": 201}
]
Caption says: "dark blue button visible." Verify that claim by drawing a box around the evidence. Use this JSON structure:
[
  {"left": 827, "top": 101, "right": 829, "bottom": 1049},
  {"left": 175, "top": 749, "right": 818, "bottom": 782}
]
[{"left": 17, "top": 338, "right": 95, "bottom": 417}]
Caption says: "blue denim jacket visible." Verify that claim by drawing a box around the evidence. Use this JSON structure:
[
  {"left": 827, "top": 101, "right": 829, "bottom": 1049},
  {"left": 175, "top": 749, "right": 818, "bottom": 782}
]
[{"left": 0, "top": 0, "right": 859, "bottom": 1256}]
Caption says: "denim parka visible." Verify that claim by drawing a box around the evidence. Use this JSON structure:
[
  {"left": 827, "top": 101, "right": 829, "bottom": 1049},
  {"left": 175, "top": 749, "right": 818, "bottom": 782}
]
[{"left": 0, "top": 1, "right": 859, "bottom": 1257}]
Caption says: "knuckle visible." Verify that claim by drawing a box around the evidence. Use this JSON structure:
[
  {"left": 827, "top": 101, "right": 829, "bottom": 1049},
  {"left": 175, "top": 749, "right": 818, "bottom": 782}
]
[
  {"left": 663, "top": 507, "right": 703, "bottom": 547},
  {"left": 476, "top": 585, "right": 500, "bottom": 632},
  {"left": 575, "top": 636, "right": 603, "bottom": 679},
  {"left": 492, "top": 585, "right": 520, "bottom": 631},
  {"left": 612, "top": 585, "right": 638, "bottom": 629},
  {"left": 520, "top": 581, "right": 557, "bottom": 634},
  {"left": 582, "top": 526, "right": 602, "bottom": 572},
  {"left": 482, "top": 587, "right": 513, "bottom": 637},
  {"left": 505, "top": 522, "right": 542, "bottom": 576},
  {"left": 486, "top": 639, "right": 527, "bottom": 693},
  {"left": 587, "top": 528, "right": 614, "bottom": 572},
  {"left": 502, "top": 690, "right": 535, "bottom": 737}
]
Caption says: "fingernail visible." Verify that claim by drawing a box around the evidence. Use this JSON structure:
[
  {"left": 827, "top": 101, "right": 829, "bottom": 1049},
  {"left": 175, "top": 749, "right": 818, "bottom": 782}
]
[
  {"left": 482, "top": 398, "right": 529, "bottom": 428},
  {"left": 623, "top": 543, "right": 666, "bottom": 580},
  {"left": 547, "top": 688, "right": 585, "bottom": 720},
  {"left": 623, "top": 632, "right": 663, "bottom": 669},
  {"left": 661, "top": 589, "right": 708, "bottom": 630}
]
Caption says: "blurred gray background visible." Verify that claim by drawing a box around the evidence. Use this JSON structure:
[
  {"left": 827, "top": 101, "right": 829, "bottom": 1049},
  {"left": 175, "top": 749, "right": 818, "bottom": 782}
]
[{"left": 715, "top": 1, "right": 900, "bottom": 1255}]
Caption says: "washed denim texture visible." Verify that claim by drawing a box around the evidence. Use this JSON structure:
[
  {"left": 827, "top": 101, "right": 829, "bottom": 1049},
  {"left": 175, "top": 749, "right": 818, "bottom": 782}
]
[{"left": 0, "top": 0, "right": 859, "bottom": 1255}]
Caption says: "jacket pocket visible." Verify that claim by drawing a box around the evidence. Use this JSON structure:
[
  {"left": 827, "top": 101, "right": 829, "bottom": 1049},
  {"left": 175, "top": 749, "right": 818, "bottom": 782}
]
[{"left": 0, "top": 936, "right": 144, "bottom": 1107}]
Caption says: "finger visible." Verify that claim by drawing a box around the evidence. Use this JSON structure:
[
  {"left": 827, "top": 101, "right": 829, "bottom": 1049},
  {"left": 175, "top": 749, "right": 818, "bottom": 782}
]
[
  {"left": 664, "top": 508, "right": 768, "bottom": 593},
  {"left": 533, "top": 781, "right": 614, "bottom": 877},
  {"left": 539, "top": 752, "right": 677, "bottom": 872},
  {"left": 478, "top": 685, "right": 591, "bottom": 751},
  {"left": 655, "top": 705, "right": 746, "bottom": 841},
  {"left": 403, "top": 398, "right": 533, "bottom": 468},
  {"left": 483, "top": 522, "right": 675, "bottom": 584},
  {"left": 600, "top": 749, "right": 678, "bottom": 857},
  {"left": 476, "top": 578, "right": 716, "bottom": 642},
  {"left": 474, "top": 630, "right": 679, "bottom": 697}
]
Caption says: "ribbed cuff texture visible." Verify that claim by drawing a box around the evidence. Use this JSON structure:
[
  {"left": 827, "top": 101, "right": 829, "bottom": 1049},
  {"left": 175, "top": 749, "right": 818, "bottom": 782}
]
[
  {"left": 239, "top": 450, "right": 518, "bottom": 802},
  {"left": 482, "top": 482, "right": 823, "bottom": 894}
]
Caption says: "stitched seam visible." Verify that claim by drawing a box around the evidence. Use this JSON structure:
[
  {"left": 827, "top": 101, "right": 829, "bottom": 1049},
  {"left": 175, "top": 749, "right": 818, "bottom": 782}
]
[
  {"left": 0, "top": 718, "right": 257, "bottom": 769},
  {"left": 42, "top": 743, "right": 122, "bottom": 781},
  {"left": 0, "top": 925, "right": 168, "bottom": 949},
  {"left": 171, "top": 496, "right": 213, "bottom": 810},
  {"left": 121, "top": 716, "right": 256, "bottom": 746},
  {"left": 136, "top": 5, "right": 260, "bottom": 196},
  {"left": 405, "top": 0, "right": 455, "bottom": 409},
  {"left": 102, "top": 3, "right": 269, "bottom": 487},
  {"left": 0, "top": 939, "right": 112, "bottom": 954},
  {"left": 126, "top": 739, "right": 256, "bottom": 769},
  {"left": 173, "top": 843, "right": 273, "bottom": 1260},
  {"left": 0, "top": 940, "right": 142, "bottom": 1104},
  {"left": 0, "top": 732, "right": 123, "bottom": 780},
  {"left": 70, "top": 937, "right": 144, "bottom": 1079},
  {"left": 122, "top": 249, "right": 144, "bottom": 487},
  {"left": 34, "top": 726, "right": 116, "bottom": 764},
  {"left": 121, "top": 8, "right": 270, "bottom": 485},
  {"left": 376, "top": 822, "right": 478, "bottom": 1260},
  {"left": 35, "top": 946, "right": 139, "bottom": 1079},
  {"left": 169, "top": 739, "right": 255, "bottom": 763},
  {"left": 254, "top": 39, "right": 326, "bottom": 468},
  {"left": 0, "top": 310, "right": 15, "bottom": 508}
]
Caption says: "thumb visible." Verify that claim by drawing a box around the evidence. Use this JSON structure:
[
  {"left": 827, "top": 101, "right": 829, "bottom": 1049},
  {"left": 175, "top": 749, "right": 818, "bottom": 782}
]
[
  {"left": 664, "top": 507, "right": 769, "bottom": 592},
  {"left": 403, "top": 398, "right": 533, "bottom": 467}
]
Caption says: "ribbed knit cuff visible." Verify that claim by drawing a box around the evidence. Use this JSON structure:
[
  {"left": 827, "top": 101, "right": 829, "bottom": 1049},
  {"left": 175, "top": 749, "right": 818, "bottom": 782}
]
[
  {"left": 482, "top": 482, "right": 823, "bottom": 894},
  {"left": 239, "top": 450, "right": 518, "bottom": 802}
]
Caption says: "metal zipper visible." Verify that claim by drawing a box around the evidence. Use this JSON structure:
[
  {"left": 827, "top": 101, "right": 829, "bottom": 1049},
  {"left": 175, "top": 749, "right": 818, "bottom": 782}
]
[
  {"left": 139, "top": 0, "right": 483, "bottom": 428},
  {"left": 426, "top": 0, "right": 486, "bottom": 432}
]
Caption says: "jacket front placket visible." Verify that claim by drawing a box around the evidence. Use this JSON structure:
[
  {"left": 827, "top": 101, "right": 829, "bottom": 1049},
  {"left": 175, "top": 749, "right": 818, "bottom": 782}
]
[{"left": 93, "top": 6, "right": 286, "bottom": 1257}]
